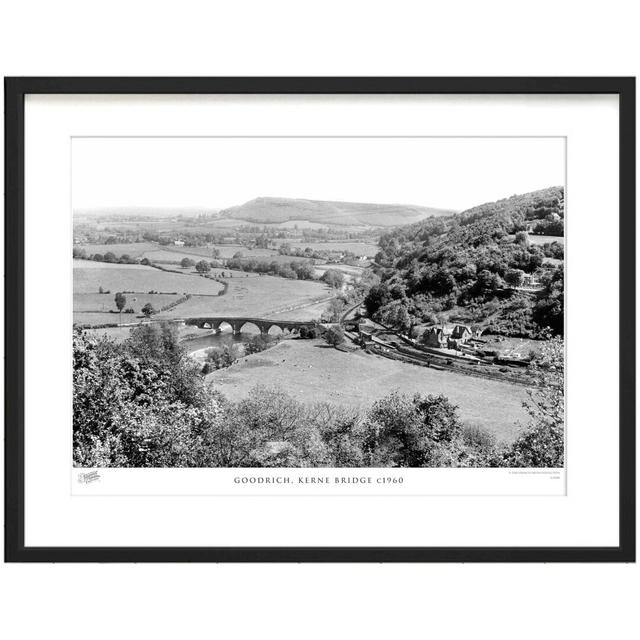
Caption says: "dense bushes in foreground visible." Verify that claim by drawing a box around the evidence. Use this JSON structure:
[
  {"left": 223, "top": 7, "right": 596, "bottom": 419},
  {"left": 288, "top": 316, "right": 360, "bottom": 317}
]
[{"left": 73, "top": 324, "right": 564, "bottom": 468}]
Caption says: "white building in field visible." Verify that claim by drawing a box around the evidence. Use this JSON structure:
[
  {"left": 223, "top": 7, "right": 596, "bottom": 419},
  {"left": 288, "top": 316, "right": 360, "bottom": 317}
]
[{"left": 173, "top": 240, "right": 185, "bottom": 246}]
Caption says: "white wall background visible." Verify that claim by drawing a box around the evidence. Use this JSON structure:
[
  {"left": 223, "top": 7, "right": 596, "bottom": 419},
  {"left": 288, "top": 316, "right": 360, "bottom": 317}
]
[{"left": 1, "top": 1, "right": 638, "bottom": 639}]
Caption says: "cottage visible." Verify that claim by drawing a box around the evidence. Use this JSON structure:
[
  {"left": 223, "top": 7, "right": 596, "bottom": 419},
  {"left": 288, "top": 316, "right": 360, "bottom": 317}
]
[
  {"left": 173, "top": 240, "right": 185, "bottom": 247},
  {"left": 422, "top": 323, "right": 473, "bottom": 349},
  {"left": 422, "top": 325, "right": 452, "bottom": 348},
  {"left": 521, "top": 274, "right": 542, "bottom": 288}
]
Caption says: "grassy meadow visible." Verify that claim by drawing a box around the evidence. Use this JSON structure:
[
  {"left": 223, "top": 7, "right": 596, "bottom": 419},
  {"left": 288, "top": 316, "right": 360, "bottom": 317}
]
[
  {"left": 157, "top": 274, "right": 334, "bottom": 320},
  {"left": 73, "top": 260, "right": 224, "bottom": 295},
  {"left": 206, "top": 339, "right": 530, "bottom": 443},
  {"left": 287, "top": 241, "right": 379, "bottom": 256}
]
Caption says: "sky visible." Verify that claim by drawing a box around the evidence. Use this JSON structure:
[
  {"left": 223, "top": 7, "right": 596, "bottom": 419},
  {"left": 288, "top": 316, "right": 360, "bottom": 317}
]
[{"left": 72, "top": 137, "right": 565, "bottom": 213}]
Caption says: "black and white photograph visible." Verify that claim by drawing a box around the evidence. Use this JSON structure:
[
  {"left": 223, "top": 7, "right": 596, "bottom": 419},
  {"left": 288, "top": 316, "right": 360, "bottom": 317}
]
[
  {"left": 6, "top": 77, "right": 633, "bottom": 566},
  {"left": 72, "top": 136, "right": 565, "bottom": 470}
]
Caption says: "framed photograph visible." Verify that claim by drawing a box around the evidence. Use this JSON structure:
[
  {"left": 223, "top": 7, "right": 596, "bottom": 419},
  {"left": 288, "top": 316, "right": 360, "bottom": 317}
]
[{"left": 5, "top": 77, "right": 635, "bottom": 562}]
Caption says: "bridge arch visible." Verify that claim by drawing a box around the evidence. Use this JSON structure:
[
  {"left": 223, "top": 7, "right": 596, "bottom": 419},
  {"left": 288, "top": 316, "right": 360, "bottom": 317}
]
[
  {"left": 237, "top": 320, "right": 264, "bottom": 335},
  {"left": 266, "top": 324, "right": 285, "bottom": 336},
  {"left": 214, "top": 320, "right": 234, "bottom": 334}
]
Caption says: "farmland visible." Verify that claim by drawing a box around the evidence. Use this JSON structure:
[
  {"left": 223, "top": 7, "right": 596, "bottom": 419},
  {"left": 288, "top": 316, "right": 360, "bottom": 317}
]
[
  {"left": 74, "top": 258, "right": 335, "bottom": 327},
  {"left": 287, "top": 241, "right": 379, "bottom": 256},
  {"left": 73, "top": 260, "right": 224, "bottom": 295},
  {"left": 313, "top": 263, "right": 366, "bottom": 281},
  {"left": 206, "top": 339, "right": 530, "bottom": 443},
  {"left": 73, "top": 292, "right": 182, "bottom": 325},
  {"left": 76, "top": 242, "right": 278, "bottom": 263},
  {"left": 74, "top": 260, "right": 224, "bottom": 327},
  {"left": 157, "top": 274, "right": 334, "bottom": 320}
]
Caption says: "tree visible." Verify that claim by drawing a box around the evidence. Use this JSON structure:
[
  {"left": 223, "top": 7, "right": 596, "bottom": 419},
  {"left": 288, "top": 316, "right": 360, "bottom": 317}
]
[
  {"left": 114, "top": 292, "right": 126, "bottom": 323},
  {"left": 141, "top": 303, "right": 155, "bottom": 318},
  {"left": 321, "top": 298, "right": 346, "bottom": 323},
  {"left": 504, "top": 268, "right": 525, "bottom": 288},
  {"left": 323, "top": 325, "right": 345, "bottom": 347},
  {"left": 365, "top": 392, "right": 463, "bottom": 467},
  {"left": 181, "top": 257, "right": 195, "bottom": 268},
  {"left": 104, "top": 251, "right": 117, "bottom": 263},
  {"left": 73, "top": 328, "right": 224, "bottom": 468},
  {"left": 506, "top": 338, "right": 564, "bottom": 467},
  {"left": 321, "top": 269, "right": 345, "bottom": 289},
  {"left": 364, "top": 283, "right": 391, "bottom": 316},
  {"left": 195, "top": 260, "right": 210, "bottom": 274},
  {"left": 205, "top": 344, "right": 241, "bottom": 369},
  {"left": 373, "top": 300, "right": 411, "bottom": 332}
]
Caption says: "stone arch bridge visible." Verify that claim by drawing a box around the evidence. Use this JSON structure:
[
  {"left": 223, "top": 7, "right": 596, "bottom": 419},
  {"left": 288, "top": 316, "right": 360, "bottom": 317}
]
[{"left": 183, "top": 316, "right": 319, "bottom": 336}]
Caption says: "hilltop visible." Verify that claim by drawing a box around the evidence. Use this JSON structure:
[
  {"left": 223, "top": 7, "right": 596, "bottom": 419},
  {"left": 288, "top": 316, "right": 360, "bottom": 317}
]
[{"left": 217, "top": 196, "right": 456, "bottom": 227}]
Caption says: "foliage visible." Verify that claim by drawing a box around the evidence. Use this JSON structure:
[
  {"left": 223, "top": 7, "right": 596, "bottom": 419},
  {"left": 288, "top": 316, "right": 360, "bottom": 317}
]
[
  {"left": 504, "top": 268, "right": 525, "bottom": 288},
  {"left": 244, "top": 334, "right": 277, "bottom": 355},
  {"left": 205, "top": 344, "right": 241, "bottom": 369},
  {"left": 298, "top": 325, "right": 321, "bottom": 339},
  {"left": 141, "top": 302, "right": 155, "bottom": 317},
  {"left": 195, "top": 260, "right": 211, "bottom": 274},
  {"left": 321, "top": 297, "right": 347, "bottom": 322},
  {"left": 73, "top": 325, "right": 223, "bottom": 467},
  {"left": 226, "top": 256, "right": 317, "bottom": 281},
  {"left": 114, "top": 292, "right": 126, "bottom": 313},
  {"left": 366, "top": 187, "right": 564, "bottom": 336},
  {"left": 324, "top": 325, "right": 345, "bottom": 347},
  {"left": 73, "top": 329, "right": 562, "bottom": 469},
  {"left": 321, "top": 269, "right": 345, "bottom": 289},
  {"left": 505, "top": 338, "right": 564, "bottom": 467}
]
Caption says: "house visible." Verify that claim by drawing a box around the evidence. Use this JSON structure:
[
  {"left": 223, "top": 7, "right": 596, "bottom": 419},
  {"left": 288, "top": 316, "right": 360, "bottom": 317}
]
[
  {"left": 173, "top": 240, "right": 185, "bottom": 247},
  {"left": 422, "top": 324, "right": 473, "bottom": 349},
  {"left": 521, "top": 274, "right": 542, "bottom": 288},
  {"left": 450, "top": 324, "right": 473, "bottom": 342}
]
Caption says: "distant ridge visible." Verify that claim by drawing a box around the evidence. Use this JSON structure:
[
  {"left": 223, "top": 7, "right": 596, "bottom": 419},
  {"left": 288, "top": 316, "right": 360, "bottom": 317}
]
[
  {"left": 217, "top": 197, "right": 456, "bottom": 228},
  {"left": 73, "top": 207, "right": 218, "bottom": 218}
]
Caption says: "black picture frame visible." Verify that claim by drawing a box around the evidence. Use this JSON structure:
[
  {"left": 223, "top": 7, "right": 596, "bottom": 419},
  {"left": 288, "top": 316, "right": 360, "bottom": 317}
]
[{"left": 4, "top": 77, "right": 636, "bottom": 563}]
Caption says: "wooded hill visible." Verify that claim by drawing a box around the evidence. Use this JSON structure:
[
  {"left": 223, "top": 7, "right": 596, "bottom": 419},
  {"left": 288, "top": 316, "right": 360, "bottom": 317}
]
[{"left": 365, "top": 187, "right": 565, "bottom": 337}]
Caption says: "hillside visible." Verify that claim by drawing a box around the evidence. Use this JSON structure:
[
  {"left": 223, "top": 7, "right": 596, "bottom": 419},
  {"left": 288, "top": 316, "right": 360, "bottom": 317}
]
[
  {"left": 364, "top": 186, "right": 565, "bottom": 338},
  {"left": 217, "top": 196, "right": 455, "bottom": 227}
]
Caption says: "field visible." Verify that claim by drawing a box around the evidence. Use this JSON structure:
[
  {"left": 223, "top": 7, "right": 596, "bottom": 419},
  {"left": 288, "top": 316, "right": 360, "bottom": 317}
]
[
  {"left": 75, "top": 242, "right": 156, "bottom": 257},
  {"left": 77, "top": 242, "right": 278, "bottom": 263},
  {"left": 74, "top": 258, "right": 335, "bottom": 326},
  {"left": 527, "top": 234, "right": 564, "bottom": 246},
  {"left": 73, "top": 260, "right": 224, "bottom": 295},
  {"left": 237, "top": 254, "right": 315, "bottom": 265},
  {"left": 206, "top": 339, "right": 530, "bottom": 443},
  {"left": 74, "top": 260, "right": 224, "bottom": 326},
  {"left": 74, "top": 293, "right": 182, "bottom": 325},
  {"left": 287, "top": 241, "right": 379, "bottom": 256},
  {"left": 157, "top": 275, "right": 334, "bottom": 319},
  {"left": 313, "top": 263, "right": 366, "bottom": 280}
]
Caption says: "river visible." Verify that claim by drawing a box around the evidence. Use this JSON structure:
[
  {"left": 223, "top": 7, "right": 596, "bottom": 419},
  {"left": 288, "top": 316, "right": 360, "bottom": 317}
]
[{"left": 182, "top": 327, "right": 261, "bottom": 359}]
